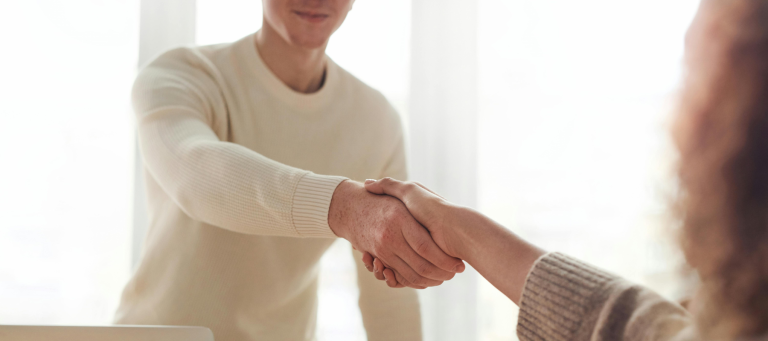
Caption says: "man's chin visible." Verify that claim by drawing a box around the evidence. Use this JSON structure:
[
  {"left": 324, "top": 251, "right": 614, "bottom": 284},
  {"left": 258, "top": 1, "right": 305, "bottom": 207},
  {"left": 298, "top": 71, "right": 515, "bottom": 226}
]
[{"left": 288, "top": 32, "right": 331, "bottom": 50}]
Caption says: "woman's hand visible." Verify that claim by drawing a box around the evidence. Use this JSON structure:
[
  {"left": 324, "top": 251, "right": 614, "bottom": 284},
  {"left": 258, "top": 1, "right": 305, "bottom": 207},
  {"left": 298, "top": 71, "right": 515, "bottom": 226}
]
[
  {"left": 361, "top": 178, "right": 547, "bottom": 303},
  {"left": 329, "top": 180, "right": 465, "bottom": 289},
  {"left": 361, "top": 178, "right": 469, "bottom": 288}
]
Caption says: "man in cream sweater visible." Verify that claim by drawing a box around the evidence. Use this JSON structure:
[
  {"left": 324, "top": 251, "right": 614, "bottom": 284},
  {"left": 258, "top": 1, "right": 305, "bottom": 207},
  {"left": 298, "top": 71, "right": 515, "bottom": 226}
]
[{"left": 115, "top": 1, "right": 464, "bottom": 340}]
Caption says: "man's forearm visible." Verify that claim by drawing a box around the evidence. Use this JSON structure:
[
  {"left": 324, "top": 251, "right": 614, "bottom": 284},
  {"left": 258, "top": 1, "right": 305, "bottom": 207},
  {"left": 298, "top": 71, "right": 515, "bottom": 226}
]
[{"left": 140, "top": 110, "right": 346, "bottom": 238}]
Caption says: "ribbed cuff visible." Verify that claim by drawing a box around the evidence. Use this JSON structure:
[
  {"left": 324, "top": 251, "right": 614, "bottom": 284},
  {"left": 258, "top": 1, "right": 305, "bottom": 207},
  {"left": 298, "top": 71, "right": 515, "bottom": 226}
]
[
  {"left": 517, "top": 253, "right": 618, "bottom": 341},
  {"left": 291, "top": 172, "right": 347, "bottom": 238}
]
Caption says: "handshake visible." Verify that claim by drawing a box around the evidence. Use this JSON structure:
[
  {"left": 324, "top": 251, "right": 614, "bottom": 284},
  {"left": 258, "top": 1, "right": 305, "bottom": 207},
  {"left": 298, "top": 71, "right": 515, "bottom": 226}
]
[{"left": 328, "top": 178, "right": 468, "bottom": 289}]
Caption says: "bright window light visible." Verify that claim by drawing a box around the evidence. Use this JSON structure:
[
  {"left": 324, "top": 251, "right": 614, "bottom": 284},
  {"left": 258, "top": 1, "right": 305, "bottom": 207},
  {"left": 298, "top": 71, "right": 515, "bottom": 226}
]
[
  {"left": 0, "top": 0, "right": 138, "bottom": 325},
  {"left": 476, "top": 1, "right": 700, "bottom": 339}
]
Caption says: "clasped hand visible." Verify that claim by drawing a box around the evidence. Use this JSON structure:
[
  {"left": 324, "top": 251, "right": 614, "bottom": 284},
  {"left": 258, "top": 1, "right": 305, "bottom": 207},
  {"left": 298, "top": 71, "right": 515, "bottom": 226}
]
[
  {"left": 361, "top": 178, "right": 468, "bottom": 288},
  {"left": 328, "top": 180, "right": 465, "bottom": 289}
]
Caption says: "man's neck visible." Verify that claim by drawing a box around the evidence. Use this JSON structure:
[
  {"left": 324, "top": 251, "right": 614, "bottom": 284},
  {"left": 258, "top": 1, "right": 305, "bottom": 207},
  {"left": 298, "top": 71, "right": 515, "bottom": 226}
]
[{"left": 255, "top": 23, "right": 328, "bottom": 94}]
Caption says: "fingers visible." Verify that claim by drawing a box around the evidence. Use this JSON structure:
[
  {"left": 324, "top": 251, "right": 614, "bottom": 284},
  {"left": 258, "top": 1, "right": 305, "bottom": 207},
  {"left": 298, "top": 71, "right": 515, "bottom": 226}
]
[
  {"left": 373, "top": 255, "right": 414, "bottom": 286},
  {"left": 364, "top": 177, "right": 410, "bottom": 199},
  {"left": 372, "top": 258, "right": 385, "bottom": 281},
  {"left": 402, "top": 223, "right": 465, "bottom": 275},
  {"left": 366, "top": 255, "right": 405, "bottom": 287},
  {"left": 360, "top": 181, "right": 456, "bottom": 288},
  {"left": 362, "top": 252, "right": 386, "bottom": 282},
  {"left": 383, "top": 268, "right": 398, "bottom": 287},
  {"left": 370, "top": 255, "right": 422, "bottom": 289},
  {"left": 386, "top": 254, "right": 443, "bottom": 288},
  {"left": 386, "top": 266, "right": 419, "bottom": 289},
  {"left": 362, "top": 252, "right": 374, "bottom": 272},
  {"left": 392, "top": 269, "right": 422, "bottom": 289},
  {"left": 413, "top": 181, "right": 445, "bottom": 200},
  {"left": 384, "top": 268, "right": 406, "bottom": 288},
  {"left": 397, "top": 243, "right": 456, "bottom": 282},
  {"left": 365, "top": 178, "right": 444, "bottom": 201}
]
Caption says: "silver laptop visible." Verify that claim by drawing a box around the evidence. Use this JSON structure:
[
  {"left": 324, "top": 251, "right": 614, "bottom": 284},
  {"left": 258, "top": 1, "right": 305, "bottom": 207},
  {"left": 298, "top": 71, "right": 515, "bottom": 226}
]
[{"left": 0, "top": 325, "right": 214, "bottom": 341}]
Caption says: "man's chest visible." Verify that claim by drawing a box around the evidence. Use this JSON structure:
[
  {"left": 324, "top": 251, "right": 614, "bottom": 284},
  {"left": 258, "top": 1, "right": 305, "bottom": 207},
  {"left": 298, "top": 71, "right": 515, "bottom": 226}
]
[{"left": 223, "top": 101, "right": 391, "bottom": 180}]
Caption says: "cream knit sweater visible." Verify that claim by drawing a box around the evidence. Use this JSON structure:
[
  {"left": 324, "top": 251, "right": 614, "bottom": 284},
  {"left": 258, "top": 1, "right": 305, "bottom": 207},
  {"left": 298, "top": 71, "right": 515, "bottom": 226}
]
[
  {"left": 115, "top": 33, "right": 421, "bottom": 341},
  {"left": 518, "top": 253, "right": 697, "bottom": 341}
]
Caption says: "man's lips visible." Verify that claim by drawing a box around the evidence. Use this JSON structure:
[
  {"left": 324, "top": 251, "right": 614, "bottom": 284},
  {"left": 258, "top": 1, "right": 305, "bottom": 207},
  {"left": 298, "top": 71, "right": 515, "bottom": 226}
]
[{"left": 293, "top": 10, "right": 329, "bottom": 23}]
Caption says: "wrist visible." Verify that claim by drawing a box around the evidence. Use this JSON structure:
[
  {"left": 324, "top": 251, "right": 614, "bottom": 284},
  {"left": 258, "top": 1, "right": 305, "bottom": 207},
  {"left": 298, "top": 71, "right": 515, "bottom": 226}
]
[
  {"left": 452, "top": 208, "right": 540, "bottom": 264},
  {"left": 451, "top": 210, "right": 546, "bottom": 303},
  {"left": 327, "top": 179, "right": 359, "bottom": 239},
  {"left": 450, "top": 207, "right": 487, "bottom": 261}
]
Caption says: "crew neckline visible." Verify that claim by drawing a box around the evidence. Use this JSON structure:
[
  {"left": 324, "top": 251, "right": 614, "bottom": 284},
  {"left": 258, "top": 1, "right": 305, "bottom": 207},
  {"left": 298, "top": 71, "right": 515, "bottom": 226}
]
[{"left": 237, "top": 32, "right": 339, "bottom": 113}]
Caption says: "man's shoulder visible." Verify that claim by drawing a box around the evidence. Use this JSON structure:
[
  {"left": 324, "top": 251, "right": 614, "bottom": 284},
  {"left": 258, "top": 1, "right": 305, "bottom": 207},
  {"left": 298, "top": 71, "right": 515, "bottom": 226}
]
[
  {"left": 141, "top": 41, "right": 233, "bottom": 74},
  {"left": 133, "top": 40, "right": 244, "bottom": 101},
  {"left": 131, "top": 42, "right": 239, "bottom": 118}
]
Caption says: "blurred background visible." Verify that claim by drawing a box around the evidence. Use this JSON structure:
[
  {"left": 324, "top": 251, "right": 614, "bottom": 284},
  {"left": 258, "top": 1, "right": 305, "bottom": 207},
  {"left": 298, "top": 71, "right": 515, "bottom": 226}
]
[{"left": 0, "top": 0, "right": 699, "bottom": 340}]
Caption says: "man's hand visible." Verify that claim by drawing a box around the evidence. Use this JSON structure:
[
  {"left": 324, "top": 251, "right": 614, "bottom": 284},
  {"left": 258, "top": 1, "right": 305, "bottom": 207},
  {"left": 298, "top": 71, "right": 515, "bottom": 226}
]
[
  {"left": 328, "top": 180, "right": 465, "bottom": 289},
  {"left": 359, "top": 178, "right": 472, "bottom": 288}
]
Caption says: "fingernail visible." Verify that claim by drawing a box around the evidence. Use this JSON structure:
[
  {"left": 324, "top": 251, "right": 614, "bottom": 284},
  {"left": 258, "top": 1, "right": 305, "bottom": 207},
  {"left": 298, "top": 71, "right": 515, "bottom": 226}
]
[
  {"left": 383, "top": 272, "right": 389, "bottom": 281},
  {"left": 364, "top": 179, "right": 376, "bottom": 184},
  {"left": 453, "top": 263, "right": 465, "bottom": 273},
  {"left": 373, "top": 263, "right": 378, "bottom": 272},
  {"left": 365, "top": 265, "right": 372, "bottom": 271}
]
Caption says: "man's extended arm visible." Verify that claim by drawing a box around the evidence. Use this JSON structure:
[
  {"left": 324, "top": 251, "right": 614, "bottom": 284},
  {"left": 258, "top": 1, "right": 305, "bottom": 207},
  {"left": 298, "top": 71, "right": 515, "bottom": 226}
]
[
  {"left": 135, "top": 49, "right": 461, "bottom": 287},
  {"left": 135, "top": 49, "right": 345, "bottom": 238}
]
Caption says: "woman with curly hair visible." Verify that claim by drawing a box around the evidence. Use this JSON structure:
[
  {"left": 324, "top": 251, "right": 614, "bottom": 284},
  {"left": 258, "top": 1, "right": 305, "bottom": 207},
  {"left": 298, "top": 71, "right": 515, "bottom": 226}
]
[{"left": 361, "top": 0, "right": 768, "bottom": 339}]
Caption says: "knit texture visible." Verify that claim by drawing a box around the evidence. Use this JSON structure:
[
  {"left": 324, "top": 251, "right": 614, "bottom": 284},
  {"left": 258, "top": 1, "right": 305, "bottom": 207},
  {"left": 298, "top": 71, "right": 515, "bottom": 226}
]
[
  {"left": 518, "top": 253, "right": 694, "bottom": 341},
  {"left": 293, "top": 173, "right": 347, "bottom": 238},
  {"left": 116, "top": 33, "right": 420, "bottom": 341}
]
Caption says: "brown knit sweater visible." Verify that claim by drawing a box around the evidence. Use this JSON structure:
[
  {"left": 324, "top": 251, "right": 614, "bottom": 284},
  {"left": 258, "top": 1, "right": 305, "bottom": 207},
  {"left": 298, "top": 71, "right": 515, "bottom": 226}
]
[{"left": 517, "top": 253, "right": 696, "bottom": 341}]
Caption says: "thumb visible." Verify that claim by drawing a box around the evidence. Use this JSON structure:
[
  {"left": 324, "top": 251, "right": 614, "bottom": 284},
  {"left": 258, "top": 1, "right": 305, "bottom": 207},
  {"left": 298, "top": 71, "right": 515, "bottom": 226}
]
[
  {"left": 363, "top": 179, "right": 384, "bottom": 194},
  {"left": 364, "top": 178, "right": 407, "bottom": 200}
]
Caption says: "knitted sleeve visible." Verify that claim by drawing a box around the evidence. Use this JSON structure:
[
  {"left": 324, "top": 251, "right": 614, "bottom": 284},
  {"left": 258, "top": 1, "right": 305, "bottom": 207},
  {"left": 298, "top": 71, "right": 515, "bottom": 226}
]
[
  {"left": 133, "top": 48, "right": 346, "bottom": 238},
  {"left": 517, "top": 253, "right": 695, "bottom": 341}
]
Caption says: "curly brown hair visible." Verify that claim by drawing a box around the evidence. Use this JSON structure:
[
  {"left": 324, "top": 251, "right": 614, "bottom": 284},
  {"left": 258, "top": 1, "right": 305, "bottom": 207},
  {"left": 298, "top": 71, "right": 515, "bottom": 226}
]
[{"left": 676, "top": 0, "right": 768, "bottom": 338}]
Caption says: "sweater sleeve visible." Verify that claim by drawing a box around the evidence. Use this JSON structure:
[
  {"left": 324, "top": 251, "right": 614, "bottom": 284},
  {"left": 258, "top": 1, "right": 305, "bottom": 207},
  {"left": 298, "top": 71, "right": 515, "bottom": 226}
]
[
  {"left": 133, "top": 48, "right": 346, "bottom": 238},
  {"left": 517, "top": 253, "right": 695, "bottom": 341}
]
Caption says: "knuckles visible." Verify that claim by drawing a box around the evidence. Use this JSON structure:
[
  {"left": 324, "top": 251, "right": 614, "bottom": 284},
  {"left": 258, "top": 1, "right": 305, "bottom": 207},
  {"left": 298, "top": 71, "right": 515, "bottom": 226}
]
[
  {"left": 414, "top": 238, "right": 431, "bottom": 256},
  {"left": 404, "top": 182, "right": 419, "bottom": 192},
  {"left": 373, "top": 199, "right": 410, "bottom": 244},
  {"left": 373, "top": 226, "right": 395, "bottom": 248},
  {"left": 381, "top": 200, "right": 407, "bottom": 224},
  {"left": 415, "top": 262, "right": 434, "bottom": 278}
]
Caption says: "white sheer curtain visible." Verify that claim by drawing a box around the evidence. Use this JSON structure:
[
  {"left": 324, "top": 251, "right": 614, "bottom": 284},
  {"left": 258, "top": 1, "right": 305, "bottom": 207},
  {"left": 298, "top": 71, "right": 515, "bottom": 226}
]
[
  {"left": 475, "top": 1, "right": 700, "bottom": 339},
  {"left": 409, "top": 1, "right": 479, "bottom": 340},
  {"left": 131, "top": 0, "right": 197, "bottom": 268},
  {"left": 0, "top": 0, "right": 137, "bottom": 324}
]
